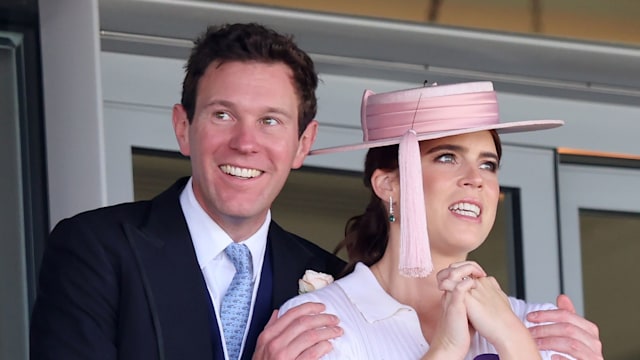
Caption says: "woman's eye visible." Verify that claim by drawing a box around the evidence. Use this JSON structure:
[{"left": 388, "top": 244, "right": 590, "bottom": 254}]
[
  {"left": 214, "top": 111, "right": 231, "bottom": 121},
  {"left": 480, "top": 161, "right": 498, "bottom": 172},
  {"left": 435, "top": 153, "right": 456, "bottom": 163}
]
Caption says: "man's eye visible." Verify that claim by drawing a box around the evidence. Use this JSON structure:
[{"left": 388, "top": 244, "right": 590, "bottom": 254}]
[
  {"left": 261, "top": 117, "right": 278, "bottom": 126},
  {"left": 214, "top": 111, "right": 231, "bottom": 120}
]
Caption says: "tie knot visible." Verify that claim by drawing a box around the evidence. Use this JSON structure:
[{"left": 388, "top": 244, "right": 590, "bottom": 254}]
[{"left": 225, "top": 243, "right": 252, "bottom": 275}]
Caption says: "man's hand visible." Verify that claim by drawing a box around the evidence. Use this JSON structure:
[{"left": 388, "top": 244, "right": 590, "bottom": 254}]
[
  {"left": 527, "top": 294, "right": 603, "bottom": 360},
  {"left": 253, "top": 302, "right": 343, "bottom": 360}
]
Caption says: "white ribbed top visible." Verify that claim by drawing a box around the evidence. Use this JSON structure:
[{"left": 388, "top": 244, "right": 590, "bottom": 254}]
[{"left": 280, "top": 263, "right": 569, "bottom": 360}]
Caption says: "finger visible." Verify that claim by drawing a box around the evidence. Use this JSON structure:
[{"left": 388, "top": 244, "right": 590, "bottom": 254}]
[
  {"left": 274, "top": 302, "right": 328, "bottom": 331},
  {"left": 447, "top": 262, "right": 487, "bottom": 280},
  {"left": 262, "top": 310, "right": 279, "bottom": 331},
  {"left": 260, "top": 303, "right": 336, "bottom": 345},
  {"left": 286, "top": 323, "right": 343, "bottom": 359},
  {"left": 448, "top": 260, "right": 486, "bottom": 274},
  {"left": 437, "top": 264, "right": 485, "bottom": 291},
  {"left": 527, "top": 307, "right": 600, "bottom": 338},
  {"left": 438, "top": 278, "right": 460, "bottom": 291},
  {"left": 254, "top": 305, "right": 342, "bottom": 360},
  {"left": 533, "top": 334, "right": 603, "bottom": 360},
  {"left": 295, "top": 330, "right": 338, "bottom": 360},
  {"left": 556, "top": 294, "right": 576, "bottom": 313},
  {"left": 285, "top": 312, "right": 341, "bottom": 340},
  {"left": 439, "top": 275, "right": 481, "bottom": 292},
  {"left": 551, "top": 355, "right": 573, "bottom": 360},
  {"left": 529, "top": 322, "right": 603, "bottom": 358},
  {"left": 433, "top": 281, "right": 474, "bottom": 356},
  {"left": 441, "top": 276, "right": 474, "bottom": 310},
  {"left": 473, "top": 276, "right": 503, "bottom": 293}
]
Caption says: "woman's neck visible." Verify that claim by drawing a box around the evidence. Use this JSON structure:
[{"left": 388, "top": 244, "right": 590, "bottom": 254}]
[
  {"left": 369, "top": 249, "right": 469, "bottom": 341},
  {"left": 370, "top": 254, "right": 441, "bottom": 310}
]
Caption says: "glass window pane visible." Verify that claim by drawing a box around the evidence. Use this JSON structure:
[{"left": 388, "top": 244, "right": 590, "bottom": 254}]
[
  {"left": 132, "top": 148, "right": 191, "bottom": 201},
  {"left": 271, "top": 167, "right": 370, "bottom": 258},
  {"left": 581, "top": 209, "right": 640, "bottom": 360},
  {"left": 469, "top": 189, "right": 521, "bottom": 297}
]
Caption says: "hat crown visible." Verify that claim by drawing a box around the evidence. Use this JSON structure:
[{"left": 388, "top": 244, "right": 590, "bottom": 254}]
[
  {"left": 362, "top": 81, "right": 499, "bottom": 142},
  {"left": 310, "top": 80, "right": 562, "bottom": 156}
]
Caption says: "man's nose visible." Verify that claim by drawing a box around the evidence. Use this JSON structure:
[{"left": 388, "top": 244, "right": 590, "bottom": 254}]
[{"left": 229, "top": 122, "right": 258, "bottom": 153}]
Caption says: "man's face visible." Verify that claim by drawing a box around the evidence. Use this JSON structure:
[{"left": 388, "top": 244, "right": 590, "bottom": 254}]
[{"left": 173, "top": 61, "right": 317, "bottom": 240}]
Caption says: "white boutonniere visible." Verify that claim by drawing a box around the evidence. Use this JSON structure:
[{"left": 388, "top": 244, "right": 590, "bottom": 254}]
[{"left": 298, "top": 270, "right": 334, "bottom": 294}]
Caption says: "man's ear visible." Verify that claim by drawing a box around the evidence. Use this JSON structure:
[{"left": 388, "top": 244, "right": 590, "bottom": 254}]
[
  {"left": 292, "top": 119, "right": 318, "bottom": 169},
  {"left": 371, "top": 168, "right": 399, "bottom": 203},
  {"left": 172, "top": 104, "right": 191, "bottom": 157}
]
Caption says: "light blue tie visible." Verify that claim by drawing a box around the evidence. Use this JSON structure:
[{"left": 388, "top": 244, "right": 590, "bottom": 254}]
[{"left": 221, "top": 243, "right": 254, "bottom": 360}]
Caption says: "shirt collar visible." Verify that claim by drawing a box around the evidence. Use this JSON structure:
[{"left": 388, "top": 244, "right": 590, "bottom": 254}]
[
  {"left": 336, "top": 262, "right": 412, "bottom": 323},
  {"left": 180, "top": 177, "right": 269, "bottom": 279}
]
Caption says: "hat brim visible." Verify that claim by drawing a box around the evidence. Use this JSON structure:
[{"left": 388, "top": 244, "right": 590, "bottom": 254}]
[{"left": 310, "top": 119, "right": 563, "bottom": 155}]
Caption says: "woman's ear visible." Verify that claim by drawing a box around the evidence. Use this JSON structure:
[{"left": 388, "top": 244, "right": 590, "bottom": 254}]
[{"left": 371, "top": 169, "right": 399, "bottom": 203}]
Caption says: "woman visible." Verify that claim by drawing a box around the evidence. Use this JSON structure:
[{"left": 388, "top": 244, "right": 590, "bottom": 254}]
[{"left": 280, "top": 81, "right": 570, "bottom": 359}]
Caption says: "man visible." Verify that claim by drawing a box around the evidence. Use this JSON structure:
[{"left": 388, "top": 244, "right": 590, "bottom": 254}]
[
  {"left": 30, "top": 22, "right": 343, "bottom": 360},
  {"left": 30, "top": 23, "right": 602, "bottom": 360}
]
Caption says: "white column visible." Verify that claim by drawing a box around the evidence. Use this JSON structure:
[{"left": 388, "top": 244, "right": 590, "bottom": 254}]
[{"left": 40, "top": 0, "right": 106, "bottom": 227}]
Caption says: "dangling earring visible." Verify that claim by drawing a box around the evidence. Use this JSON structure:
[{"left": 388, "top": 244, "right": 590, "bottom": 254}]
[{"left": 388, "top": 196, "right": 396, "bottom": 223}]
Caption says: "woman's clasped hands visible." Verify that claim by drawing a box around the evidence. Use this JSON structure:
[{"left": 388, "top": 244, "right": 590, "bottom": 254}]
[{"left": 425, "top": 261, "right": 541, "bottom": 360}]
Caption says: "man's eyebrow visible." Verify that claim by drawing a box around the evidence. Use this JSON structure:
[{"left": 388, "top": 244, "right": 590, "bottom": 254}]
[
  {"left": 202, "top": 99, "right": 293, "bottom": 117},
  {"left": 202, "top": 99, "right": 232, "bottom": 108}
]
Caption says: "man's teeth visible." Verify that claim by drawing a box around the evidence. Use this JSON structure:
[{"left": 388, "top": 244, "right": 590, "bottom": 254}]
[
  {"left": 220, "top": 165, "right": 262, "bottom": 179},
  {"left": 449, "top": 202, "right": 480, "bottom": 218}
]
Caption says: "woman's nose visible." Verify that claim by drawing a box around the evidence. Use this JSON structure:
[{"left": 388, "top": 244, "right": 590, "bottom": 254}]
[{"left": 459, "top": 165, "right": 483, "bottom": 188}]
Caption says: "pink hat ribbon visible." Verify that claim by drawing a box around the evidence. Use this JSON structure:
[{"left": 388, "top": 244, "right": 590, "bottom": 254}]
[
  {"left": 398, "top": 128, "right": 432, "bottom": 277},
  {"left": 364, "top": 91, "right": 499, "bottom": 141}
]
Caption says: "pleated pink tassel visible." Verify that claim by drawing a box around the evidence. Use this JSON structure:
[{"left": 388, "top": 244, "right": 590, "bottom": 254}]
[{"left": 398, "top": 129, "right": 433, "bottom": 277}]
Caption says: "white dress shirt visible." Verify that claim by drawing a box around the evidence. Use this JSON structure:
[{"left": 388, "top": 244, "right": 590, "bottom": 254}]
[{"left": 180, "top": 177, "right": 268, "bottom": 358}]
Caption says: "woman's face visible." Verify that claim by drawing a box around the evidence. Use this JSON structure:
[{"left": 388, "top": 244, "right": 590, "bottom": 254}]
[{"left": 418, "top": 131, "right": 500, "bottom": 257}]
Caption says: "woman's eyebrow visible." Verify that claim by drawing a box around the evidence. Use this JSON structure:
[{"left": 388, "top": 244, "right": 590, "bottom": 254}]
[
  {"left": 424, "top": 144, "right": 464, "bottom": 154},
  {"left": 424, "top": 144, "right": 499, "bottom": 161}
]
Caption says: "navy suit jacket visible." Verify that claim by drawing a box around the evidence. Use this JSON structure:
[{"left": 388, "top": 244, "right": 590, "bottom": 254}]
[{"left": 30, "top": 178, "right": 346, "bottom": 360}]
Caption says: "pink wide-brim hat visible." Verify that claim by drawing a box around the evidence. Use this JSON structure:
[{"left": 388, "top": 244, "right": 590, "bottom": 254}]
[
  {"left": 311, "top": 81, "right": 563, "bottom": 278},
  {"left": 312, "top": 81, "right": 563, "bottom": 155}
]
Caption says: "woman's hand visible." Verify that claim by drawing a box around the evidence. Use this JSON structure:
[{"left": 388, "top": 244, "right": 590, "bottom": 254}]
[
  {"left": 423, "top": 264, "right": 480, "bottom": 360},
  {"left": 436, "top": 261, "right": 486, "bottom": 292},
  {"left": 464, "top": 276, "right": 541, "bottom": 360},
  {"left": 463, "top": 276, "right": 517, "bottom": 343}
]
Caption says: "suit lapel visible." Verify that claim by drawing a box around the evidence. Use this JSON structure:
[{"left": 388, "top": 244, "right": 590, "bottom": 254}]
[
  {"left": 124, "top": 178, "right": 218, "bottom": 359},
  {"left": 268, "top": 222, "right": 320, "bottom": 308}
]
